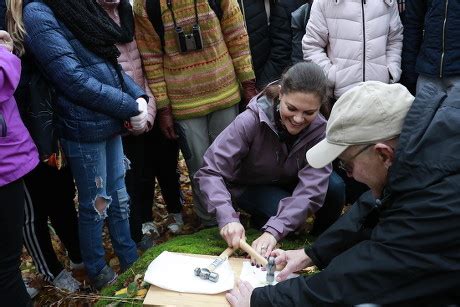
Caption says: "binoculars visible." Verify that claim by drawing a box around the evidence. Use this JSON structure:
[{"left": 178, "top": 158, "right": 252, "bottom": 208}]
[{"left": 175, "top": 24, "right": 203, "bottom": 53}]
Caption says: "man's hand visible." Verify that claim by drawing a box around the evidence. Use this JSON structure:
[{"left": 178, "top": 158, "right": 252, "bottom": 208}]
[
  {"left": 220, "top": 222, "right": 245, "bottom": 249},
  {"left": 251, "top": 232, "right": 277, "bottom": 261},
  {"left": 271, "top": 248, "right": 313, "bottom": 282},
  {"left": 157, "top": 105, "right": 177, "bottom": 140},
  {"left": 226, "top": 280, "right": 253, "bottom": 307},
  {"left": 0, "top": 31, "right": 13, "bottom": 53}
]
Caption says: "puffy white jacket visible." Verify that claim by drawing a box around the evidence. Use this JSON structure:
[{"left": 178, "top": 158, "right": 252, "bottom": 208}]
[{"left": 302, "top": 0, "right": 403, "bottom": 98}]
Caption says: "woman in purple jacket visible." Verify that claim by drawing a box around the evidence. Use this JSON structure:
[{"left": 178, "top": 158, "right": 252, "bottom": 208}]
[
  {"left": 195, "top": 62, "right": 345, "bottom": 256},
  {"left": 0, "top": 31, "right": 39, "bottom": 306}
]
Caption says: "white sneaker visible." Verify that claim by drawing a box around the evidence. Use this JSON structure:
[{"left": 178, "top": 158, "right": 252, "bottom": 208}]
[
  {"left": 52, "top": 270, "right": 80, "bottom": 292},
  {"left": 142, "top": 222, "right": 160, "bottom": 238},
  {"left": 24, "top": 279, "right": 39, "bottom": 299},
  {"left": 167, "top": 213, "right": 184, "bottom": 234}
]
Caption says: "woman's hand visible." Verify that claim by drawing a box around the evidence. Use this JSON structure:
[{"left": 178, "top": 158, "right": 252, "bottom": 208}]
[
  {"left": 226, "top": 280, "right": 253, "bottom": 307},
  {"left": 271, "top": 248, "right": 313, "bottom": 282},
  {"left": 220, "top": 222, "right": 245, "bottom": 248},
  {"left": 0, "top": 31, "right": 13, "bottom": 53},
  {"left": 251, "top": 232, "right": 277, "bottom": 261},
  {"left": 130, "top": 97, "right": 148, "bottom": 132}
]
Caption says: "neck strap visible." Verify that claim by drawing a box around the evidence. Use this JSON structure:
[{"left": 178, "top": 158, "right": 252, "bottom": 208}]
[{"left": 167, "top": 0, "right": 200, "bottom": 28}]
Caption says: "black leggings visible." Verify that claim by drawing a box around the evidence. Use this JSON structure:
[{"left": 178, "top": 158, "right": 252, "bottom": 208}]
[
  {"left": 124, "top": 122, "right": 182, "bottom": 243},
  {"left": 0, "top": 179, "right": 31, "bottom": 307},
  {"left": 23, "top": 163, "right": 81, "bottom": 281}
]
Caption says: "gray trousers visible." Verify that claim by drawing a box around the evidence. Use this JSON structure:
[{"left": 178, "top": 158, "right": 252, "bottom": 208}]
[
  {"left": 176, "top": 104, "right": 239, "bottom": 226},
  {"left": 416, "top": 74, "right": 460, "bottom": 95}
]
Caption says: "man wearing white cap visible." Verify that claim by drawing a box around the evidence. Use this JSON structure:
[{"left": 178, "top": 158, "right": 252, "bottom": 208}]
[{"left": 227, "top": 81, "right": 460, "bottom": 306}]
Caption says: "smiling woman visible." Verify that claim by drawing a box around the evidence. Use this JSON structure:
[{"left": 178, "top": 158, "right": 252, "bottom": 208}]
[
  {"left": 279, "top": 91, "right": 321, "bottom": 135},
  {"left": 195, "top": 62, "right": 346, "bottom": 261}
]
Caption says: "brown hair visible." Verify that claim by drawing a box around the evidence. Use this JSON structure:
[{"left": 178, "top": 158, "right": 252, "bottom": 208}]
[
  {"left": 263, "top": 62, "right": 331, "bottom": 115},
  {"left": 6, "top": 0, "right": 26, "bottom": 56}
]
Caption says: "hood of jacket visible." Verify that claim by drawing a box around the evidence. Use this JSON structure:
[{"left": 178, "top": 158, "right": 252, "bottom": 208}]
[
  {"left": 247, "top": 93, "right": 276, "bottom": 130},
  {"left": 388, "top": 80, "right": 460, "bottom": 194}
]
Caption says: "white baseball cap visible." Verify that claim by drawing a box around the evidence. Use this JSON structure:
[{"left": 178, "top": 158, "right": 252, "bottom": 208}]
[{"left": 306, "top": 81, "right": 414, "bottom": 168}]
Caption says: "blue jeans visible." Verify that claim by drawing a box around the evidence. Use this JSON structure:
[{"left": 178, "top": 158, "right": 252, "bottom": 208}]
[
  {"left": 61, "top": 136, "right": 138, "bottom": 278},
  {"left": 236, "top": 171, "right": 345, "bottom": 235}
]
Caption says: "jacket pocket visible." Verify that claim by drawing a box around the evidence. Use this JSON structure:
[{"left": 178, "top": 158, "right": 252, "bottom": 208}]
[
  {"left": 0, "top": 114, "right": 7, "bottom": 137},
  {"left": 387, "top": 64, "right": 402, "bottom": 83}
]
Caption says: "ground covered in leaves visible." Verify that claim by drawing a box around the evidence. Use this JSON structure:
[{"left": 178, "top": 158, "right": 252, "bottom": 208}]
[{"left": 21, "top": 157, "right": 317, "bottom": 306}]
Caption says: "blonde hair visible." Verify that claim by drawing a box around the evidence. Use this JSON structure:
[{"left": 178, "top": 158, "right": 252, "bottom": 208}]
[{"left": 6, "top": 0, "right": 26, "bottom": 56}]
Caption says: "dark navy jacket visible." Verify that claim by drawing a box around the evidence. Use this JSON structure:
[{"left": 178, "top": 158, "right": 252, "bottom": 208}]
[
  {"left": 239, "top": 0, "right": 301, "bottom": 90},
  {"left": 0, "top": 0, "right": 5, "bottom": 30},
  {"left": 401, "top": 0, "right": 460, "bottom": 94},
  {"left": 291, "top": 2, "right": 311, "bottom": 64},
  {"left": 23, "top": 1, "right": 145, "bottom": 143}
]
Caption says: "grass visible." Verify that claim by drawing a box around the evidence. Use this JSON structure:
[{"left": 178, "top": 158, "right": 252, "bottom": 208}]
[{"left": 98, "top": 227, "right": 315, "bottom": 306}]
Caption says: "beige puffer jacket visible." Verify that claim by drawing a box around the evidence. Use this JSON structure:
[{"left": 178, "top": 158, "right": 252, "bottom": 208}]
[
  {"left": 302, "top": 0, "right": 403, "bottom": 98},
  {"left": 99, "top": 0, "right": 156, "bottom": 130}
]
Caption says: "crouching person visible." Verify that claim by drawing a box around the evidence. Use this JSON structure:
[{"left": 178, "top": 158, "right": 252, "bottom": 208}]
[
  {"left": 195, "top": 62, "right": 345, "bottom": 257},
  {"left": 228, "top": 81, "right": 460, "bottom": 306}
]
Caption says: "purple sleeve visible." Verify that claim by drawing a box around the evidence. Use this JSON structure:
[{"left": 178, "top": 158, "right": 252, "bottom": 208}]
[
  {"left": 0, "top": 47, "right": 21, "bottom": 103},
  {"left": 262, "top": 133, "right": 332, "bottom": 241},
  {"left": 194, "top": 111, "right": 258, "bottom": 228}
]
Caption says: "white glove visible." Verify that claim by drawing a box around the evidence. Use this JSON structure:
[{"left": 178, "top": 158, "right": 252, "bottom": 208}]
[{"left": 130, "top": 98, "right": 148, "bottom": 132}]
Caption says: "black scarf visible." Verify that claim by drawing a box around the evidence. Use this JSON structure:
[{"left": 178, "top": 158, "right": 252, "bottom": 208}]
[{"left": 43, "top": 0, "right": 134, "bottom": 71}]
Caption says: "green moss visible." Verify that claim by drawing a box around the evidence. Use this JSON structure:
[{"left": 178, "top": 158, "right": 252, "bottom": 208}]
[{"left": 98, "top": 227, "right": 314, "bottom": 306}]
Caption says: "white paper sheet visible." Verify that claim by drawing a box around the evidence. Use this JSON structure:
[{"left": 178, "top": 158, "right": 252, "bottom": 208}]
[
  {"left": 144, "top": 251, "right": 235, "bottom": 294},
  {"left": 239, "top": 261, "right": 298, "bottom": 288}
]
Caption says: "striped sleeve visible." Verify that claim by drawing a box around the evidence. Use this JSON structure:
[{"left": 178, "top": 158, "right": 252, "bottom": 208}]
[
  {"left": 133, "top": 0, "right": 170, "bottom": 109},
  {"left": 219, "top": 0, "right": 255, "bottom": 83}
]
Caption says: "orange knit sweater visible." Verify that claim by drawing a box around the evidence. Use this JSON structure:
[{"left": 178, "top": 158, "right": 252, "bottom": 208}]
[{"left": 133, "top": 0, "right": 255, "bottom": 119}]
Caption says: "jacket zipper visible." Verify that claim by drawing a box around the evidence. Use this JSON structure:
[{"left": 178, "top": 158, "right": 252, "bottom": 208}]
[
  {"left": 0, "top": 114, "right": 7, "bottom": 137},
  {"left": 440, "top": 0, "right": 449, "bottom": 78},
  {"left": 361, "top": 0, "right": 366, "bottom": 82}
]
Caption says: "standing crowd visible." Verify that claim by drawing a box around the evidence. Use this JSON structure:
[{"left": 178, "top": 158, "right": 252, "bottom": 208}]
[{"left": 0, "top": 0, "right": 459, "bottom": 306}]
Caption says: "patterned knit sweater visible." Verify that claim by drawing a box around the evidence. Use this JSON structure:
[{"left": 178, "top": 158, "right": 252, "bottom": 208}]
[{"left": 133, "top": 0, "right": 255, "bottom": 119}]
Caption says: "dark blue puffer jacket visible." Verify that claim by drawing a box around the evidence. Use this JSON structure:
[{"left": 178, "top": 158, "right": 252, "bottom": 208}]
[
  {"left": 23, "top": 1, "right": 145, "bottom": 143},
  {"left": 401, "top": 0, "right": 460, "bottom": 94},
  {"left": 0, "top": 0, "right": 5, "bottom": 30},
  {"left": 239, "top": 0, "right": 300, "bottom": 90}
]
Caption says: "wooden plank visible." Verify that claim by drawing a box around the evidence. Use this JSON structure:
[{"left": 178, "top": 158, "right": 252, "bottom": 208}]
[{"left": 143, "top": 253, "right": 246, "bottom": 307}]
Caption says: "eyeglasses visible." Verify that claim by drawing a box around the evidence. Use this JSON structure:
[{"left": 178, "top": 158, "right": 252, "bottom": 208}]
[{"left": 338, "top": 144, "right": 375, "bottom": 173}]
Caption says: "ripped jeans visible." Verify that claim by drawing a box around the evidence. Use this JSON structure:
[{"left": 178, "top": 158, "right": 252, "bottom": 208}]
[{"left": 61, "top": 136, "right": 138, "bottom": 278}]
